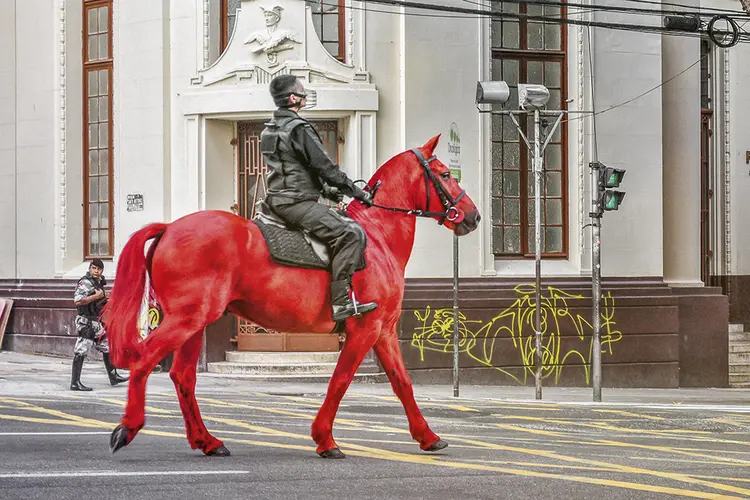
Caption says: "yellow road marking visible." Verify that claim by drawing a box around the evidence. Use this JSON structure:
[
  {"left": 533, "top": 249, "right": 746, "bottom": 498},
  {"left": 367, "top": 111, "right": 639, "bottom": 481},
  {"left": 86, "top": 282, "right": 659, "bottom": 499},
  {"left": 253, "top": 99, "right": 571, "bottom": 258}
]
[
  {"left": 593, "top": 409, "right": 665, "bottom": 421},
  {"left": 1, "top": 396, "right": 748, "bottom": 499},
  {"left": 448, "top": 436, "right": 750, "bottom": 497}
]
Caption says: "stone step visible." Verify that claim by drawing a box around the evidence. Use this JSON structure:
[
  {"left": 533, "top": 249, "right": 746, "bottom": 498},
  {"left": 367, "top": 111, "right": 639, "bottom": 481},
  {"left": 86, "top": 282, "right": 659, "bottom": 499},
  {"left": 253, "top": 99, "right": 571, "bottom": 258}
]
[
  {"left": 207, "top": 362, "right": 339, "bottom": 376},
  {"left": 201, "top": 371, "right": 387, "bottom": 384},
  {"left": 729, "top": 332, "right": 750, "bottom": 343},
  {"left": 729, "top": 323, "right": 746, "bottom": 333},
  {"left": 730, "top": 353, "right": 750, "bottom": 365},
  {"left": 730, "top": 342, "right": 750, "bottom": 354},
  {"left": 729, "top": 363, "right": 750, "bottom": 374},
  {"left": 224, "top": 351, "right": 340, "bottom": 364},
  {"left": 730, "top": 373, "right": 750, "bottom": 386}
]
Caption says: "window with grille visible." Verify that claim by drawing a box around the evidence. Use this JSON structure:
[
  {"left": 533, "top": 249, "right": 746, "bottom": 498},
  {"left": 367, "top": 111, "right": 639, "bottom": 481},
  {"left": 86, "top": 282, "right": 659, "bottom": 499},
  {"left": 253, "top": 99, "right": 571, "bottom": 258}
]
[
  {"left": 490, "top": 1, "right": 568, "bottom": 258},
  {"left": 83, "top": 0, "right": 113, "bottom": 258}
]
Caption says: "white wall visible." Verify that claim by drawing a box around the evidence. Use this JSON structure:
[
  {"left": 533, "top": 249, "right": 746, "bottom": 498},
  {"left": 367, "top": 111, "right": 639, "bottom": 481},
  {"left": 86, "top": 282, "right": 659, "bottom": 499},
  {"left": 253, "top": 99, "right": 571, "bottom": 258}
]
[
  {"left": 0, "top": 1, "right": 17, "bottom": 278},
  {"left": 364, "top": 5, "right": 402, "bottom": 168},
  {"left": 729, "top": 43, "right": 750, "bottom": 275},
  {"left": 400, "top": 2, "right": 483, "bottom": 278},
  {"left": 15, "top": 0, "right": 57, "bottom": 278},
  {"left": 114, "top": 0, "right": 170, "bottom": 257},
  {"left": 205, "top": 119, "right": 235, "bottom": 212},
  {"left": 63, "top": 0, "right": 85, "bottom": 273},
  {"left": 588, "top": 9, "right": 664, "bottom": 277},
  {"left": 169, "top": 0, "right": 201, "bottom": 221}
]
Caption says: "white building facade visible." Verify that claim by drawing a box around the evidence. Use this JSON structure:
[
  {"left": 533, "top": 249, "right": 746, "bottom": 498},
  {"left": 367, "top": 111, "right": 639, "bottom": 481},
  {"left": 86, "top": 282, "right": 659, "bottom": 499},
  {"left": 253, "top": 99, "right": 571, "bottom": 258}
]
[{"left": 1, "top": 0, "right": 749, "bottom": 387}]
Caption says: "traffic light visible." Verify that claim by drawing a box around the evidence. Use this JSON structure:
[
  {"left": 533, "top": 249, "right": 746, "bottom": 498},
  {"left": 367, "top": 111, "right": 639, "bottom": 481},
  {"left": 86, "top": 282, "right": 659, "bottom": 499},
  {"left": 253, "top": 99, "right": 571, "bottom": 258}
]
[{"left": 592, "top": 162, "right": 626, "bottom": 216}]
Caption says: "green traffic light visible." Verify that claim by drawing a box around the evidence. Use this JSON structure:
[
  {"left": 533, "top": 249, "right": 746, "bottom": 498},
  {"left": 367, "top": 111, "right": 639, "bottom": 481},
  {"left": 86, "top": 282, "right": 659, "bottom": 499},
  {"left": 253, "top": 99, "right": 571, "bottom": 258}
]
[
  {"left": 603, "top": 191, "right": 625, "bottom": 210},
  {"left": 602, "top": 167, "right": 625, "bottom": 188}
]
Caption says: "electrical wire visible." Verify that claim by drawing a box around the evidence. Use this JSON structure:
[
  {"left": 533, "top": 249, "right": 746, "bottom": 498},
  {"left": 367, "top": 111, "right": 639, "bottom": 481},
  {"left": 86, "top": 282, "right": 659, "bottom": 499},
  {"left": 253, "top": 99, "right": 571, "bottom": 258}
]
[
  {"left": 491, "top": 0, "right": 750, "bottom": 19},
  {"left": 560, "top": 50, "right": 710, "bottom": 126},
  {"left": 333, "top": 0, "right": 750, "bottom": 42}
]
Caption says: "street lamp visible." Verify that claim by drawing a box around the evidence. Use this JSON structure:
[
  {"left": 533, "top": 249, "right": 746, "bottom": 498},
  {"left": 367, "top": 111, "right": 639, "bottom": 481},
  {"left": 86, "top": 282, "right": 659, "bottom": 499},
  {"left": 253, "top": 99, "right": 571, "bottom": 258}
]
[
  {"left": 475, "top": 80, "right": 511, "bottom": 106},
  {"left": 518, "top": 84, "right": 550, "bottom": 110},
  {"left": 478, "top": 79, "right": 560, "bottom": 401}
]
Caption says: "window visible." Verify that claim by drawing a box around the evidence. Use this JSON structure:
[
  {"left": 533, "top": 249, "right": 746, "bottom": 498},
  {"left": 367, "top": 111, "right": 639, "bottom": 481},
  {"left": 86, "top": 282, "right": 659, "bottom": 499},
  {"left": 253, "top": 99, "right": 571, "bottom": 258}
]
[
  {"left": 220, "top": 0, "right": 241, "bottom": 53},
  {"left": 306, "top": 0, "right": 346, "bottom": 61},
  {"left": 220, "top": 0, "right": 345, "bottom": 62},
  {"left": 490, "top": 1, "right": 567, "bottom": 258},
  {"left": 83, "top": 0, "right": 113, "bottom": 258}
]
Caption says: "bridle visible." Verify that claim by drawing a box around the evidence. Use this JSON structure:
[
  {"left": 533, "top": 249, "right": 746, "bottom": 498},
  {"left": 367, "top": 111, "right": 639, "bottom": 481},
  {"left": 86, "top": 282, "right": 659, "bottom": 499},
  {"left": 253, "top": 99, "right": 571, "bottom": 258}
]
[{"left": 365, "top": 148, "right": 466, "bottom": 225}]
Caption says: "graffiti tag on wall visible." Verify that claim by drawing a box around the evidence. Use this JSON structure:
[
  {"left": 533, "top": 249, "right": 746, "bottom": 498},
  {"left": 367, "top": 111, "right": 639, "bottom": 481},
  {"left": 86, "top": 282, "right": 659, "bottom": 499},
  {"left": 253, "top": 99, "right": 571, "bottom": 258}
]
[{"left": 411, "top": 284, "right": 622, "bottom": 385}]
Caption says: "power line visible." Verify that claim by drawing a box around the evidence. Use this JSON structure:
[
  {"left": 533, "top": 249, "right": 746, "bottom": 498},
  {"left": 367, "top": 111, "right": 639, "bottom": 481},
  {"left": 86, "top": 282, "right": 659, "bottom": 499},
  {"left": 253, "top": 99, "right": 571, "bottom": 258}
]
[
  {"left": 560, "top": 50, "right": 709, "bottom": 126},
  {"left": 492, "top": 0, "right": 750, "bottom": 19},
  {"left": 619, "top": 0, "right": 748, "bottom": 16},
  {"left": 348, "top": 0, "right": 750, "bottom": 42}
]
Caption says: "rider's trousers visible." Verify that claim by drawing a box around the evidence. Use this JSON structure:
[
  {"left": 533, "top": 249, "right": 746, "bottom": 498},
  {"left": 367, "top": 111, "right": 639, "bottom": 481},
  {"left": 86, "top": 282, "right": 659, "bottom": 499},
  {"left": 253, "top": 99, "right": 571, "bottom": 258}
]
[{"left": 266, "top": 196, "right": 366, "bottom": 301}]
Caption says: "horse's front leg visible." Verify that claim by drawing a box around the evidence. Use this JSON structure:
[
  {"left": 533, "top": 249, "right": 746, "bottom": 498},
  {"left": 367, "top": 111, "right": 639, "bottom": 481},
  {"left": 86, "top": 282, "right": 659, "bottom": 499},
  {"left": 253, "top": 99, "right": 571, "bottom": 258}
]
[
  {"left": 170, "top": 330, "right": 228, "bottom": 456},
  {"left": 373, "top": 331, "right": 446, "bottom": 452},
  {"left": 110, "top": 317, "right": 200, "bottom": 454},
  {"left": 311, "top": 327, "right": 379, "bottom": 458}
]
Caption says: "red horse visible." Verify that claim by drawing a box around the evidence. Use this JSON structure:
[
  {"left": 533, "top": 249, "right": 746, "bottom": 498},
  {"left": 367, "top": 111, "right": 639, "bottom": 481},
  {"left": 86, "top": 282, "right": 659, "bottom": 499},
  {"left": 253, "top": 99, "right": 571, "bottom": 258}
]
[{"left": 103, "top": 134, "right": 480, "bottom": 459}]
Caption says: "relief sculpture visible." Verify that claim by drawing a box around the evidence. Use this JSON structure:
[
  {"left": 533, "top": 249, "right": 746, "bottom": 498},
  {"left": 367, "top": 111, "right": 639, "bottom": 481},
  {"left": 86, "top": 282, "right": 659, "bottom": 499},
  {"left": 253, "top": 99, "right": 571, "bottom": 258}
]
[{"left": 245, "top": 5, "right": 302, "bottom": 67}]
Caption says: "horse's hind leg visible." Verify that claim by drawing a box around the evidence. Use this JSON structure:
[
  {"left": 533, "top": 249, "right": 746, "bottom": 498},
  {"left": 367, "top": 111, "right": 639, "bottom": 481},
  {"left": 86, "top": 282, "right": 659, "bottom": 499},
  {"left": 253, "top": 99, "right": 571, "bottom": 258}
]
[
  {"left": 373, "top": 332, "right": 446, "bottom": 452},
  {"left": 311, "top": 329, "right": 378, "bottom": 458},
  {"left": 170, "top": 330, "right": 228, "bottom": 456},
  {"left": 111, "top": 316, "right": 204, "bottom": 453}
]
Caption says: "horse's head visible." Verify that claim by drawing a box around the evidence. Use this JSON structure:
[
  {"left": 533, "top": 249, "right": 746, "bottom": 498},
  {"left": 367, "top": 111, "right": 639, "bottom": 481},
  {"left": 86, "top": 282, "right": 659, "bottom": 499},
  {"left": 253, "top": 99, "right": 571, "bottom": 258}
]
[{"left": 392, "top": 134, "right": 480, "bottom": 236}]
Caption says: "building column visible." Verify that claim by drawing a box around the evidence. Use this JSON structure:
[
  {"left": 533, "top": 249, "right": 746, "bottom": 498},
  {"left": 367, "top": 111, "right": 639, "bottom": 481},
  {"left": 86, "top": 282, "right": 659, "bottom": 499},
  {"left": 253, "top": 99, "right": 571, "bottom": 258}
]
[{"left": 662, "top": 22, "right": 703, "bottom": 286}]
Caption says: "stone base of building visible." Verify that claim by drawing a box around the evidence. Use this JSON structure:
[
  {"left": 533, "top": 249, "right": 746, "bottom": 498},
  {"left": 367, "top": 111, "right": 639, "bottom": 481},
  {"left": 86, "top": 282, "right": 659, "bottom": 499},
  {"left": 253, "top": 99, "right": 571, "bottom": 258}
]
[{"left": 0, "top": 276, "right": 729, "bottom": 388}]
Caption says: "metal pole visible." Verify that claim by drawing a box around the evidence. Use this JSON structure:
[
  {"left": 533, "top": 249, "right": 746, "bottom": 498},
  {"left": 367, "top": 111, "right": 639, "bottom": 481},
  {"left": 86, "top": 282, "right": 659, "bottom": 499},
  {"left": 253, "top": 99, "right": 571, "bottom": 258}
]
[
  {"left": 452, "top": 233, "right": 460, "bottom": 397},
  {"left": 590, "top": 162, "right": 602, "bottom": 402},
  {"left": 534, "top": 109, "right": 543, "bottom": 400}
]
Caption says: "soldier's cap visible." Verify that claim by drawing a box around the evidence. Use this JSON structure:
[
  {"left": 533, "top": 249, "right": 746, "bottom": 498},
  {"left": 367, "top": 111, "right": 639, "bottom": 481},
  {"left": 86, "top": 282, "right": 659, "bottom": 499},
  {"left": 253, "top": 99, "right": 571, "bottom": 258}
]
[{"left": 90, "top": 259, "right": 104, "bottom": 270}]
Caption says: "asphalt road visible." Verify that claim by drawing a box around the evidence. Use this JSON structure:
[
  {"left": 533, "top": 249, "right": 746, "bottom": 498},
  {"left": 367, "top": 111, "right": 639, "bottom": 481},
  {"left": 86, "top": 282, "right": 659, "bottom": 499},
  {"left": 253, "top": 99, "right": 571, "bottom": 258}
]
[{"left": 1, "top": 385, "right": 750, "bottom": 500}]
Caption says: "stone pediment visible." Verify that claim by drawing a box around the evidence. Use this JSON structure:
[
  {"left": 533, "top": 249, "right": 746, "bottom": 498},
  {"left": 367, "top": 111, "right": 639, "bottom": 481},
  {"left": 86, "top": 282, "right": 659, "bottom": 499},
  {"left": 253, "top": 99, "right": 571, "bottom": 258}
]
[{"left": 191, "top": 0, "right": 370, "bottom": 88}]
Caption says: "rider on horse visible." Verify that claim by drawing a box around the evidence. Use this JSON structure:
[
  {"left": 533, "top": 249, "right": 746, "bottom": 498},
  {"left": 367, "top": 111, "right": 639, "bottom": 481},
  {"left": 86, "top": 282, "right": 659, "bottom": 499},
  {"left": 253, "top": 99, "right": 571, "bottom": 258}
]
[{"left": 260, "top": 74, "right": 378, "bottom": 323}]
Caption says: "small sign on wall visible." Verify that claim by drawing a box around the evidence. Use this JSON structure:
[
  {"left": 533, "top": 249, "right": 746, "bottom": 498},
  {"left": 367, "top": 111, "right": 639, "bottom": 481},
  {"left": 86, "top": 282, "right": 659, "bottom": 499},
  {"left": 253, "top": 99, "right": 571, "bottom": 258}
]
[
  {"left": 127, "top": 193, "right": 144, "bottom": 212},
  {"left": 448, "top": 122, "right": 461, "bottom": 182}
]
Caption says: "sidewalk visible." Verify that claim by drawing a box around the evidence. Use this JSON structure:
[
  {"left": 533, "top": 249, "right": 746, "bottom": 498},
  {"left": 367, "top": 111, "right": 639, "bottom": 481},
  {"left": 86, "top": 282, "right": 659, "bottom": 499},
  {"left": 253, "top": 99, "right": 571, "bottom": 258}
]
[{"left": 1, "top": 350, "right": 749, "bottom": 407}]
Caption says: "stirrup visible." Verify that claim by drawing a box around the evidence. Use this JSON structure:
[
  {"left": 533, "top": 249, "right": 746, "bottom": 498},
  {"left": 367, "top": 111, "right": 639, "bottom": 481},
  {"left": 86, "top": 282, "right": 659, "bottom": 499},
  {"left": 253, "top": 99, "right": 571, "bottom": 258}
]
[{"left": 351, "top": 289, "right": 361, "bottom": 316}]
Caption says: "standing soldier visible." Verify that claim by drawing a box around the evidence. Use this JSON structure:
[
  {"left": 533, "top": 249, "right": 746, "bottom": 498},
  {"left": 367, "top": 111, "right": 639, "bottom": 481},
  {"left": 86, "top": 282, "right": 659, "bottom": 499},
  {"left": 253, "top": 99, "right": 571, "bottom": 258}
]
[{"left": 70, "top": 259, "right": 128, "bottom": 391}]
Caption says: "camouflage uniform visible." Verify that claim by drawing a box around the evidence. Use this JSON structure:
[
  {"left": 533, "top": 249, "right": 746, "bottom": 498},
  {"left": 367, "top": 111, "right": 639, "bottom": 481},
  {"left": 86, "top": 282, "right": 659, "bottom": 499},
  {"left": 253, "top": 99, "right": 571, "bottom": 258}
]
[
  {"left": 70, "top": 270, "right": 127, "bottom": 391},
  {"left": 73, "top": 273, "right": 109, "bottom": 356}
]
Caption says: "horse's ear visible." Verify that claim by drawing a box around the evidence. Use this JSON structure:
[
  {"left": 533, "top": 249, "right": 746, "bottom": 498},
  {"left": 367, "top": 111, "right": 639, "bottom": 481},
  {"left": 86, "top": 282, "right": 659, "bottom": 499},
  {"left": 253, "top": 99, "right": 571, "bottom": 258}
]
[{"left": 422, "top": 134, "right": 441, "bottom": 156}]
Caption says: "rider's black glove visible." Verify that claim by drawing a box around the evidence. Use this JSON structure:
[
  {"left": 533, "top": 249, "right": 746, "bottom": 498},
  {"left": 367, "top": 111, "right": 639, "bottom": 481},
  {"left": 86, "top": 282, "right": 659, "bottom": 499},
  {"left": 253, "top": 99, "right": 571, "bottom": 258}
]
[{"left": 353, "top": 188, "right": 374, "bottom": 207}]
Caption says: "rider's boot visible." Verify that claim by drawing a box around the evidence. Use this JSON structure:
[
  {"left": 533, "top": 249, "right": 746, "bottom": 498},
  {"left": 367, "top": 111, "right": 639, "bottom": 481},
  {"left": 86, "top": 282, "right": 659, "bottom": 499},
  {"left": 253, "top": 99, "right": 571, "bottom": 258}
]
[
  {"left": 331, "top": 280, "right": 377, "bottom": 322},
  {"left": 70, "top": 354, "right": 93, "bottom": 391},
  {"left": 102, "top": 353, "right": 129, "bottom": 386}
]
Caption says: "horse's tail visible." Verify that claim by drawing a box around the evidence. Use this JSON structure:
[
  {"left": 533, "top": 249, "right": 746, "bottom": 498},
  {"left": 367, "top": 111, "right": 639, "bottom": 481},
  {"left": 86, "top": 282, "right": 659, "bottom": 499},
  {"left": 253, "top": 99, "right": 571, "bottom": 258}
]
[{"left": 103, "top": 222, "right": 168, "bottom": 368}]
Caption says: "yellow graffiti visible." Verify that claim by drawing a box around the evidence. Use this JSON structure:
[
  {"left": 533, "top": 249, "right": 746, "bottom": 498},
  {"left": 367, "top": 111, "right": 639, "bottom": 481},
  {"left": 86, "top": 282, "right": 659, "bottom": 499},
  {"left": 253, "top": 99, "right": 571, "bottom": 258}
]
[{"left": 411, "top": 284, "right": 622, "bottom": 385}]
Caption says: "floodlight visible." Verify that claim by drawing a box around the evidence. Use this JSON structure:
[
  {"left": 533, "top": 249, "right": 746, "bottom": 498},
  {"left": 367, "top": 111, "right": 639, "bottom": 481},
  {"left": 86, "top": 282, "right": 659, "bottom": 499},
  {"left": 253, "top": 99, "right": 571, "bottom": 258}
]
[
  {"left": 518, "top": 84, "right": 550, "bottom": 110},
  {"left": 475, "top": 81, "right": 510, "bottom": 106}
]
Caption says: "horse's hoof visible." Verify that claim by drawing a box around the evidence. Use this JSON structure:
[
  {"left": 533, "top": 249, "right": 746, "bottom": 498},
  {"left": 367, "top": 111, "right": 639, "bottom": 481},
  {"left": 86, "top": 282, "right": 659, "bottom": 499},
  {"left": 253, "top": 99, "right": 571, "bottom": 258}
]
[
  {"left": 425, "top": 439, "right": 449, "bottom": 452},
  {"left": 110, "top": 424, "right": 129, "bottom": 454},
  {"left": 206, "top": 445, "right": 231, "bottom": 457},
  {"left": 318, "top": 447, "right": 346, "bottom": 459}
]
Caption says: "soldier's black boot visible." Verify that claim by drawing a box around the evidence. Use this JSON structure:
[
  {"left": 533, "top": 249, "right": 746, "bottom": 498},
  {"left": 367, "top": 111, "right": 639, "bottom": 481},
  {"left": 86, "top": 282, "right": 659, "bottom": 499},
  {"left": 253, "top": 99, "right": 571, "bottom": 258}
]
[
  {"left": 331, "top": 280, "right": 377, "bottom": 323},
  {"left": 102, "top": 353, "right": 129, "bottom": 386},
  {"left": 70, "top": 354, "right": 92, "bottom": 391}
]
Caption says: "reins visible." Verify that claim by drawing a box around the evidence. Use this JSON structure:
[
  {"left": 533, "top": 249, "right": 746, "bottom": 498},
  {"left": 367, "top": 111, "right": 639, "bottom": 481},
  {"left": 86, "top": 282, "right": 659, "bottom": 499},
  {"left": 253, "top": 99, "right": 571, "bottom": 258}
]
[{"left": 358, "top": 148, "right": 465, "bottom": 225}]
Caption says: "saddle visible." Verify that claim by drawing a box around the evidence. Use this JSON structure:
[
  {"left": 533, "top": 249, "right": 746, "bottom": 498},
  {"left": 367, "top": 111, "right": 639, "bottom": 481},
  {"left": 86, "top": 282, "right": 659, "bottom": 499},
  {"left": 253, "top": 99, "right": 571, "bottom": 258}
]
[{"left": 252, "top": 200, "right": 366, "bottom": 272}]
